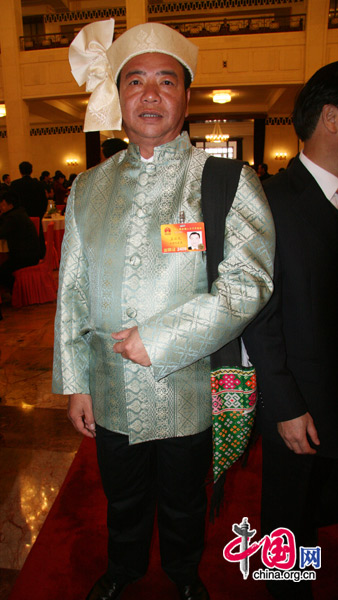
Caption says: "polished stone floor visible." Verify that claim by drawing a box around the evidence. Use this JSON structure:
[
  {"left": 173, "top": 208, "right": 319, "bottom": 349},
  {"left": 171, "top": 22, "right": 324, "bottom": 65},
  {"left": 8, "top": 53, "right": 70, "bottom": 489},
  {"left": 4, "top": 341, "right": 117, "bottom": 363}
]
[{"left": 0, "top": 297, "right": 81, "bottom": 599}]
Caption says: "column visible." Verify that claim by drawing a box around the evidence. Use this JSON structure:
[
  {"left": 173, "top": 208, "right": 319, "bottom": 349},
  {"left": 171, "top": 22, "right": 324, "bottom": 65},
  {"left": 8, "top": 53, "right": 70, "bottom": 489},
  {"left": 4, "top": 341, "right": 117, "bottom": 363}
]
[
  {"left": 0, "top": 0, "right": 32, "bottom": 179},
  {"left": 304, "top": 0, "right": 330, "bottom": 80},
  {"left": 125, "top": 0, "right": 147, "bottom": 30}
]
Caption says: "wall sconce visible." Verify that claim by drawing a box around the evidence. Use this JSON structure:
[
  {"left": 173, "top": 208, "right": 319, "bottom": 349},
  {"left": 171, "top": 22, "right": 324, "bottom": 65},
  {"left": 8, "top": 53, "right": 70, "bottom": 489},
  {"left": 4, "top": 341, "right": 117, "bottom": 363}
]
[
  {"left": 66, "top": 158, "right": 78, "bottom": 166},
  {"left": 275, "top": 152, "right": 287, "bottom": 160},
  {"left": 0, "top": 104, "right": 6, "bottom": 118}
]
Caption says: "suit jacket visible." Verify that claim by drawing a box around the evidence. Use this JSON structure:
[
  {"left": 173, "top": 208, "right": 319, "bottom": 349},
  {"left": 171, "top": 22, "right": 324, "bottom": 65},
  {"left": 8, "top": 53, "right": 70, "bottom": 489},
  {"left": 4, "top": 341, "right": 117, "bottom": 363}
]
[
  {"left": 53, "top": 133, "right": 275, "bottom": 444},
  {"left": 0, "top": 206, "right": 40, "bottom": 270},
  {"left": 11, "top": 176, "right": 47, "bottom": 257},
  {"left": 11, "top": 176, "right": 47, "bottom": 219},
  {"left": 243, "top": 156, "right": 338, "bottom": 458}
]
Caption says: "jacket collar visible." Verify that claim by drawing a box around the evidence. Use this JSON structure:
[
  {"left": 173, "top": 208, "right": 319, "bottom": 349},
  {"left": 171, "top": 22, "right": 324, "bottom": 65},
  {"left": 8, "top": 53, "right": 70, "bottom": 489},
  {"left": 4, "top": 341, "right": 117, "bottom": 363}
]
[{"left": 287, "top": 156, "right": 338, "bottom": 255}]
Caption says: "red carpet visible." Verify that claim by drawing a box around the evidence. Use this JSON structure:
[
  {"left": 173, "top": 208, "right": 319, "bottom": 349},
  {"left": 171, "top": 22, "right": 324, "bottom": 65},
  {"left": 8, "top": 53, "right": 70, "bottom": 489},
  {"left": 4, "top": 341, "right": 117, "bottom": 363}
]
[{"left": 8, "top": 437, "right": 338, "bottom": 600}]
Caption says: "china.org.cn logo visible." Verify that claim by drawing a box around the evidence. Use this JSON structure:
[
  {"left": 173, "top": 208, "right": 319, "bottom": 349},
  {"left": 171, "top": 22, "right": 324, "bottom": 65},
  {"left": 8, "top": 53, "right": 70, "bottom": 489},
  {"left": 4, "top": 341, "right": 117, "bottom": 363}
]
[{"left": 223, "top": 517, "right": 321, "bottom": 582}]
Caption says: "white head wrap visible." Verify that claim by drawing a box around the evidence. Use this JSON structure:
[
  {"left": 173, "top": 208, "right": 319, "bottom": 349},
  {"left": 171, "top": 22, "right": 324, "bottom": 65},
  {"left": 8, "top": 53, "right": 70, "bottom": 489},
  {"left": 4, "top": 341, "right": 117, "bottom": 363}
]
[{"left": 69, "top": 20, "right": 198, "bottom": 132}]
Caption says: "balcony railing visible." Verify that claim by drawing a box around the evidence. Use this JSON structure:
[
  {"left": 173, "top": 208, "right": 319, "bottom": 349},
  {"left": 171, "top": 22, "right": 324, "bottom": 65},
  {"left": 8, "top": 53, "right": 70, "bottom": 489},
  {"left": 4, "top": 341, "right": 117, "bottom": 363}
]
[
  {"left": 148, "top": 0, "right": 304, "bottom": 13},
  {"left": 166, "top": 14, "right": 305, "bottom": 37},
  {"left": 20, "top": 27, "right": 126, "bottom": 51}
]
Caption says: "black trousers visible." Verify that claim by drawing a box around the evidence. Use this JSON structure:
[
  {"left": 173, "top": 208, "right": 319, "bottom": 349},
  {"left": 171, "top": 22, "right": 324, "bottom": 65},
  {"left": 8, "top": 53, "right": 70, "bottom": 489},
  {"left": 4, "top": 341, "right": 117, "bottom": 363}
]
[
  {"left": 261, "top": 437, "right": 338, "bottom": 599},
  {"left": 95, "top": 425, "right": 212, "bottom": 585}
]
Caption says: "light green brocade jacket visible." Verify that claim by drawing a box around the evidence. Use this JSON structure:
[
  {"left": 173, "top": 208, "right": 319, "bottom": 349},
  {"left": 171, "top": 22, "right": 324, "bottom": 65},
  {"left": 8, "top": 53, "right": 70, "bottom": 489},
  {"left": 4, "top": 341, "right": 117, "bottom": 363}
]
[{"left": 53, "top": 133, "right": 275, "bottom": 444}]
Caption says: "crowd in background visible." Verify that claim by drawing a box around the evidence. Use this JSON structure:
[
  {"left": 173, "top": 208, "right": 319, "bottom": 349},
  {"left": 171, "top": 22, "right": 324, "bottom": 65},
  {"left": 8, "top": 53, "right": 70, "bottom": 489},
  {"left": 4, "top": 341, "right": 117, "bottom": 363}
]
[{"left": 0, "top": 138, "right": 131, "bottom": 301}]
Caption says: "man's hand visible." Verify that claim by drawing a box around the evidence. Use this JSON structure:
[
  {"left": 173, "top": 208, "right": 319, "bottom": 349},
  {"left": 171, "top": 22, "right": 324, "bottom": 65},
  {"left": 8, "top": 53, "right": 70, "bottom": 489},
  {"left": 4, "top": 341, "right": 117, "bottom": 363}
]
[
  {"left": 112, "top": 326, "right": 151, "bottom": 366},
  {"left": 68, "top": 393, "right": 96, "bottom": 438},
  {"left": 277, "top": 412, "right": 320, "bottom": 454}
]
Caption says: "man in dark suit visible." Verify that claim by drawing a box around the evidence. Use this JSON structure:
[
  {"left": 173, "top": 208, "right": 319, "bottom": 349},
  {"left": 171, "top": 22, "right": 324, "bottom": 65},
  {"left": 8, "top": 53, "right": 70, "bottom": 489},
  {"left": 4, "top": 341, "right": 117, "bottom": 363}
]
[
  {"left": 0, "top": 190, "right": 40, "bottom": 289},
  {"left": 1, "top": 173, "right": 11, "bottom": 190},
  {"left": 11, "top": 161, "right": 47, "bottom": 257},
  {"left": 243, "top": 61, "right": 338, "bottom": 599},
  {"left": 257, "top": 162, "right": 272, "bottom": 181}
]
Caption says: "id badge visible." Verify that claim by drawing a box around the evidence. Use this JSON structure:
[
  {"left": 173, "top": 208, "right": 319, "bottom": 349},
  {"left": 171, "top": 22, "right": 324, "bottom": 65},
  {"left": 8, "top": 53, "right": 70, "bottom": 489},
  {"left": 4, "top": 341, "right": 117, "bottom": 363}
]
[{"left": 161, "top": 222, "right": 206, "bottom": 254}]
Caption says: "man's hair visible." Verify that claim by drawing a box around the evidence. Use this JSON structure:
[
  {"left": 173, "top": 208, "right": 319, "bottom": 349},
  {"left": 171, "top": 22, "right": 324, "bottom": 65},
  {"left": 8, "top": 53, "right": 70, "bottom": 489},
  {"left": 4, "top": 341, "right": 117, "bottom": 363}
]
[
  {"left": 259, "top": 163, "right": 268, "bottom": 173},
  {"left": 19, "top": 161, "right": 33, "bottom": 175},
  {"left": 0, "top": 189, "right": 20, "bottom": 208},
  {"left": 102, "top": 138, "right": 128, "bottom": 159},
  {"left": 189, "top": 231, "right": 200, "bottom": 238},
  {"left": 2, "top": 174, "right": 9, "bottom": 182},
  {"left": 116, "top": 63, "right": 191, "bottom": 90},
  {"left": 293, "top": 61, "right": 338, "bottom": 141},
  {"left": 182, "top": 66, "right": 192, "bottom": 90},
  {"left": 40, "top": 170, "right": 50, "bottom": 180}
]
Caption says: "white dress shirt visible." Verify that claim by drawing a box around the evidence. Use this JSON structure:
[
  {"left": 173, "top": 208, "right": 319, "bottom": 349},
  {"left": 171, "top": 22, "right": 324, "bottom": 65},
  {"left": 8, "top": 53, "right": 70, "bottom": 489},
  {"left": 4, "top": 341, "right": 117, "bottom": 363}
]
[{"left": 299, "top": 150, "right": 338, "bottom": 209}]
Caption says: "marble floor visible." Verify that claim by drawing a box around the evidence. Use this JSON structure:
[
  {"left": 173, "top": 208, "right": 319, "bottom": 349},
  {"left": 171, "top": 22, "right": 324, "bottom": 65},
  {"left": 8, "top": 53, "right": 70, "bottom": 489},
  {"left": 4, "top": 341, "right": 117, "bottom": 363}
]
[{"left": 0, "top": 295, "right": 81, "bottom": 599}]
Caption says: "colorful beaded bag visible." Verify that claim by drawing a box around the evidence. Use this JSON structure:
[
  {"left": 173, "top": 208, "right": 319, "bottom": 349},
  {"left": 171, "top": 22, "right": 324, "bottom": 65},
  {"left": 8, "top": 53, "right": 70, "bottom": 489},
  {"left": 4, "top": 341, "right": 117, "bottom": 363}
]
[{"left": 211, "top": 365, "right": 257, "bottom": 482}]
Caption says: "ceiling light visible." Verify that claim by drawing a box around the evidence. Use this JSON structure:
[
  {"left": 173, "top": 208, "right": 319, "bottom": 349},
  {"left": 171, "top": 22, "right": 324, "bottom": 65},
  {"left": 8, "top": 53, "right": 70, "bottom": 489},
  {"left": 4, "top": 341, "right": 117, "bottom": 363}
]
[
  {"left": 0, "top": 104, "right": 6, "bottom": 118},
  {"left": 212, "top": 91, "right": 232, "bottom": 104}
]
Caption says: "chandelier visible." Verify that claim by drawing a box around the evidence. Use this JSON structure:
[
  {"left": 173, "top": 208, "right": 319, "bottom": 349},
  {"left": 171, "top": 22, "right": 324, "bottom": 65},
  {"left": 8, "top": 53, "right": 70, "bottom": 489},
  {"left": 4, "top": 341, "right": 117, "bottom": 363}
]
[{"left": 205, "top": 121, "right": 229, "bottom": 143}]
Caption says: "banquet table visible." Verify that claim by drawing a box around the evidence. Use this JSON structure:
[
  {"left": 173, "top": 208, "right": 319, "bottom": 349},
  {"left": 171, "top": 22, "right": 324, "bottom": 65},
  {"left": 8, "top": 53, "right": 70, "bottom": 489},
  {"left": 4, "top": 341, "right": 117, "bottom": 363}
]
[{"left": 42, "top": 215, "right": 65, "bottom": 261}]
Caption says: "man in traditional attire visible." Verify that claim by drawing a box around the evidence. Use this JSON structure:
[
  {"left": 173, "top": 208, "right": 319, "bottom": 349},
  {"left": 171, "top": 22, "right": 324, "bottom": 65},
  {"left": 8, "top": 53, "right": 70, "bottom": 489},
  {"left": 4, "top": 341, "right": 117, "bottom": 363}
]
[
  {"left": 244, "top": 62, "right": 338, "bottom": 599},
  {"left": 53, "top": 20, "right": 275, "bottom": 600}
]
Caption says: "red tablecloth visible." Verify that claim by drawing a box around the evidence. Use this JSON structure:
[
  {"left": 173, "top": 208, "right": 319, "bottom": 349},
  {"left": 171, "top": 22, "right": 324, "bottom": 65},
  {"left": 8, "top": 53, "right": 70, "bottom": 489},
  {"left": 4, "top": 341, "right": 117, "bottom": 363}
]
[
  {"left": 42, "top": 216, "right": 65, "bottom": 260},
  {"left": 0, "top": 239, "right": 9, "bottom": 266}
]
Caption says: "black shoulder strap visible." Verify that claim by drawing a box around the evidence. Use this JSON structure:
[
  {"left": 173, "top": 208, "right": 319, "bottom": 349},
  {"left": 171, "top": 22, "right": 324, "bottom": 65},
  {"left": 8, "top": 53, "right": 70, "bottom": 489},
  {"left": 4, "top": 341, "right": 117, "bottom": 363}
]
[
  {"left": 201, "top": 155, "right": 243, "bottom": 367},
  {"left": 201, "top": 156, "right": 243, "bottom": 289}
]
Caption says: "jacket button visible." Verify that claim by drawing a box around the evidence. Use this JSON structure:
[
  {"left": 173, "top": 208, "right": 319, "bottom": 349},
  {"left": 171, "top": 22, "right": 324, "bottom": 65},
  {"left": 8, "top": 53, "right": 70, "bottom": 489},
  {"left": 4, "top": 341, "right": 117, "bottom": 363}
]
[
  {"left": 129, "top": 255, "right": 141, "bottom": 267},
  {"left": 126, "top": 307, "right": 137, "bottom": 318}
]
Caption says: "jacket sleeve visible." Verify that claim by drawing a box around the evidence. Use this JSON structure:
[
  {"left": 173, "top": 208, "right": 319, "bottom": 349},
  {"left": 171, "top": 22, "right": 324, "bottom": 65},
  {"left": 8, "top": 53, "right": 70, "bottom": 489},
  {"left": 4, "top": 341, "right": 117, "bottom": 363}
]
[
  {"left": 139, "top": 165, "right": 275, "bottom": 381},
  {"left": 242, "top": 245, "right": 308, "bottom": 423},
  {"left": 52, "top": 176, "right": 91, "bottom": 395}
]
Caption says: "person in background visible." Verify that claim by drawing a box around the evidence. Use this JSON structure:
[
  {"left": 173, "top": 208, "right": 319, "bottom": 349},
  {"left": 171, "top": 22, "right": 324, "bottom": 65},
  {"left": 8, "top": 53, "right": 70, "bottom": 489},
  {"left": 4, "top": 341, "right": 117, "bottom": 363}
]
[
  {"left": 40, "top": 170, "right": 51, "bottom": 188},
  {"left": 1, "top": 174, "right": 11, "bottom": 190},
  {"left": 257, "top": 162, "right": 272, "bottom": 181},
  {"left": 101, "top": 137, "right": 128, "bottom": 160},
  {"left": 45, "top": 183, "right": 56, "bottom": 211},
  {"left": 53, "top": 20, "right": 275, "bottom": 600},
  {"left": 243, "top": 61, "right": 338, "bottom": 600},
  {"left": 53, "top": 170, "right": 68, "bottom": 205},
  {"left": 0, "top": 190, "right": 40, "bottom": 290},
  {"left": 11, "top": 161, "right": 47, "bottom": 257},
  {"left": 67, "top": 173, "right": 78, "bottom": 188}
]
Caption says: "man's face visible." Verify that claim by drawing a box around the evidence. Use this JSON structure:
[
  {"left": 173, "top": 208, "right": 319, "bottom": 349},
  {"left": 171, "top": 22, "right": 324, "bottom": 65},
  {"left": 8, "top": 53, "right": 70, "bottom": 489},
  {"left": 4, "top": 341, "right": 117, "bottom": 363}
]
[
  {"left": 0, "top": 199, "right": 11, "bottom": 213},
  {"left": 189, "top": 233, "right": 200, "bottom": 247},
  {"left": 119, "top": 53, "right": 190, "bottom": 158}
]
